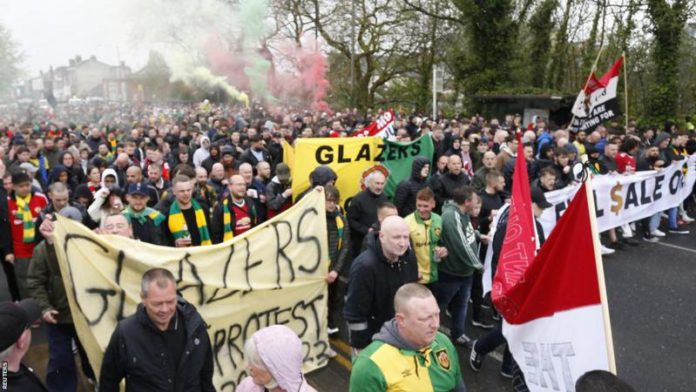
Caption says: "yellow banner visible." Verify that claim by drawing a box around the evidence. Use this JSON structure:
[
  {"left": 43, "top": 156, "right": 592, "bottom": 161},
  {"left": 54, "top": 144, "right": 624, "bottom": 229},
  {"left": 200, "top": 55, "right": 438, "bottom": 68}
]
[
  {"left": 52, "top": 190, "right": 330, "bottom": 391},
  {"left": 290, "top": 137, "right": 381, "bottom": 206}
]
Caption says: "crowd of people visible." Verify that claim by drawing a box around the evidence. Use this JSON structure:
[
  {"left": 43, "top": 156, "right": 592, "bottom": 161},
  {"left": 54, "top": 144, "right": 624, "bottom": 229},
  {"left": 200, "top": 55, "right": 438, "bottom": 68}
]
[{"left": 2, "top": 100, "right": 687, "bottom": 391}]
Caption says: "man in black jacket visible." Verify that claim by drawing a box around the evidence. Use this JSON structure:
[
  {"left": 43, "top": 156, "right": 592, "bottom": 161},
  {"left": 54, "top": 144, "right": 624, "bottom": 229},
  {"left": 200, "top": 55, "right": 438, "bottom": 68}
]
[
  {"left": 238, "top": 133, "right": 271, "bottom": 170},
  {"left": 393, "top": 156, "right": 431, "bottom": 217},
  {"left": 428, "top": 154, "right": 471, "bottom": 212},
  {"left": 343, "top": 215, "right": 418, "bottom": 353},
  {"left": 347, "top": 170, "right": 388, "bottom": 259},
  {"left": 100, "top": 268, "right": 215, "bottom": 392}
]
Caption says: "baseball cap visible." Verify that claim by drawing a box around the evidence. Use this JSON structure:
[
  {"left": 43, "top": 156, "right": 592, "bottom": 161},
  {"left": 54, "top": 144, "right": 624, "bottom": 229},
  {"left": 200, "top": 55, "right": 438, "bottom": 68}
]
[
  {"left": 0, "top": 299, "right": 42, "bottom": 351},
  {"left": 19, "top": 162, "right": 39, "bottom": 174},
  {"left": 275, "top": 163, "right": 291, "bottom": 182},
  {"left": 127, "top": 182, "right": 149, "bottom": 196},
  {"left": 531, "top": 186, "right": 552, "bottom": 209},
  {"left": 58, "top": 206, "right": 83, "bottom": 221}
]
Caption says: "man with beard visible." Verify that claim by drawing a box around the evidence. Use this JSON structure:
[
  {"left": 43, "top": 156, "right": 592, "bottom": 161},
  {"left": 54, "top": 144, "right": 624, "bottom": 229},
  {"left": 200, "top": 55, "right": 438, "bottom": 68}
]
[
  {"left": 42, "top": 136, "right": 61, "bottom": 169},
  {"left": 147, "top": 163, "right": 170, "bottom": 202},
  {"left": 239, "top": 133, "right": 271, "bottom": 169},
  {"left": 211, "top": 174, "right": 259, "bottom": 243},
  {"left": 219, "top": 146, "right": 237, "bottom": 178}
]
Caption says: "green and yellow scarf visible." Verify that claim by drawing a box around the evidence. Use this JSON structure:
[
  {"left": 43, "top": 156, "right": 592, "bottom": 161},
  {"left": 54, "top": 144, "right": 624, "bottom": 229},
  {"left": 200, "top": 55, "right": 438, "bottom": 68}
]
[
  {"left": 168, "top": 199, "right": 211, "bottom": 245},
  {"left": 221, "top": 198, "right": 234, "bottom": 242},
  {"left": 123, "top": 206, "right": 165, "bottom": 226},
  {"left": 15, "top": 195, "right": 35, "bottom": 243}
]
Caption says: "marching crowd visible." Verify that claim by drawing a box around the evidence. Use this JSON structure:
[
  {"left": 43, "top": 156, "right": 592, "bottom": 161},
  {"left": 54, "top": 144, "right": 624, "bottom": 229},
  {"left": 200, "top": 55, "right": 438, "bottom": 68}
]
[{"left": 2, "top": 101, "right": 687, "bottom": 391}]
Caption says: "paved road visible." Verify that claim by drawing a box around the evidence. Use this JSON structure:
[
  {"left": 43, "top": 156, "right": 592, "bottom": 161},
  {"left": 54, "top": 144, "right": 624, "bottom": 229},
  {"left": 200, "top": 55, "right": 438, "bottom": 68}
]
[{"left": 4, "top": 221, "right": 695, "bottom": 391}]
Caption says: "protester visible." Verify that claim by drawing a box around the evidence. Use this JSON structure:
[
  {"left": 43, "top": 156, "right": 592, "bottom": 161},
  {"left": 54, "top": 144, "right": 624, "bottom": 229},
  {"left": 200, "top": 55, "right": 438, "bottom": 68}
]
[
  {"left": 164, "top": 175, "right": 212, "bottom": 246},
  {"left": 0, "top": 299, "right": 47, "bottom": 392},
  {"left": 347, "top": 170, "right": 388, "bottom": 258},
  {"left": 433, "top": 186, "right": 486, "bottom": 346},
  {"left": 393, "top": 156, "right": 431, "bottom": 217},
  {"left": 122, "top": 182, "right": 166, "bottom": 245},
  {"left": 344, "top": 215, "right": 418, "bottom": 352},
  {"left": 324, "top": 185, "right": 350, "bottom": 336},
  {"left": 6, "top": 171, "right": 49, "bottom": 299},
  {"left": 429, "top": 154, "right": 471, "bottom": 212},
  {"left": 210, "top": 174, "right": 258, "bottom": 243},
  {"left": 237, "top": 325, "right": 317, "bottom": 392},
  {"left": 404, "top": 187, "right": 447, "bottom": 285},
  {"left": 350, "top": 283, "right": 466, "bottom": 392},
  {"left": 99, "top": 268, "right": 215, "bottom": 391},
  {"left": 266, "top": 162, "right": 293, "bottom": 218},
  {"left": 28, "top": 207, "right": 96, "bottom": 391}
]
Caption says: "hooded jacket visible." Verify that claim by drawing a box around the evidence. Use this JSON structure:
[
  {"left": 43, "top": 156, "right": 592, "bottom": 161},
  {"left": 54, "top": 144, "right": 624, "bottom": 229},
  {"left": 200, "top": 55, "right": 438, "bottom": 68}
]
[
  {"left": 193, "top": 136, "right": 211, "bottom": 168},
  {"left": 393, "top": 156, "right": 431, "bottom": 217},
  {"left": 99, "top": 299, "right": 215, "bottom": 392},
  {"left": 343, "top": 232, "right": 418, "bottom": 349},
  {"left": 236, "top": 325, "right": 317, "bottom": 392},
  {"left": 350, "top": 319, "right": 466, "bottom": 392}
]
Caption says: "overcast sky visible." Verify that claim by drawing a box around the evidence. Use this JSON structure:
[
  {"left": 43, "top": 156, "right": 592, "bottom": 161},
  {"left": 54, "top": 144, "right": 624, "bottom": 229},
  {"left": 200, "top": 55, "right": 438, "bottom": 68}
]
[{"left": 1, "top": 0, "right": 148, "bottom": 76}]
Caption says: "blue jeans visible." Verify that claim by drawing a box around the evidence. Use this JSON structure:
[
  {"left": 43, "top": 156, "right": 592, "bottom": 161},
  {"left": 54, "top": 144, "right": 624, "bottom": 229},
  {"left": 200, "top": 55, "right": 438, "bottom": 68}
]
[
  {"left": 668, "top": 207, "right": 679, "bottom": 229},
  {"left": 46, "top": 323, "right": 94, "bottom": 392},
  {"left": 431, "top": 271, "right": 473, "bottom": 340}
]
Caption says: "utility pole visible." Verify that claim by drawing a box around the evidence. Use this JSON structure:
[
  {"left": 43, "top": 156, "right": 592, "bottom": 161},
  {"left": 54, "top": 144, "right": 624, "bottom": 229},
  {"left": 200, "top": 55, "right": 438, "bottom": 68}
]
[
  {"left": 350, "top": 1, "right": 356, "bottom": 108},
  {"left": 432, "top": 65, "right": 437, "bottom": 121}
]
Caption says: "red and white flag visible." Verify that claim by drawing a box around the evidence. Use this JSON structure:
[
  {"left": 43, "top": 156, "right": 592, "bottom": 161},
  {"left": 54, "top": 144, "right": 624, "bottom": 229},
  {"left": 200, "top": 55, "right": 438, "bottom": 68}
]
[
  {"left": 493, "top": 170, "right": 616, "bottom": 390},
  {"left": 570, "top": 56, "right": 623, "bottom": 133},
  {"left": 354, "top": 109, "right": 396, "bottom": 138}
]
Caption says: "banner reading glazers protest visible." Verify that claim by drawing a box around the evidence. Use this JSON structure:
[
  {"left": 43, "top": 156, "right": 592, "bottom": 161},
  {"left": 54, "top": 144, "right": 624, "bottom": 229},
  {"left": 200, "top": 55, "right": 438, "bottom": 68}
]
[
  {"left": 52, "top": 190, "right": 330, "bottom": 392},
  {"left": 539, "top": 155, "right": 696, "bottom": 237}
]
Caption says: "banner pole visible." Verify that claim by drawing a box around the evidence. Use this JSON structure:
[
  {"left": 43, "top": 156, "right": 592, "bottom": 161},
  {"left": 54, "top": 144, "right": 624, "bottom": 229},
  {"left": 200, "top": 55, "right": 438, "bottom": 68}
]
[
  {"left": 583, "top": 168, "right": 617, "bottom": 374},
  {"left": 623, "top": 51, "right": 629, "bottom": 130},
  {"left": 568, "top": 45, "right": 605, "bottom": 132}
]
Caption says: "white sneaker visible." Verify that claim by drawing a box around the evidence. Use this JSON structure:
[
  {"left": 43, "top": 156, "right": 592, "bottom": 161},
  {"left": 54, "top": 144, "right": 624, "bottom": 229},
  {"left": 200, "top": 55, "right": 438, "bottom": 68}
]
[
  {"left": 600, "top": 245, "right": 615, "bottom": 255},
  {"left": 652, "top": 229, "right": 666, "bottom": 237},
  {"left": 681, "top": 214, "right": 695, "bottom": 223}
]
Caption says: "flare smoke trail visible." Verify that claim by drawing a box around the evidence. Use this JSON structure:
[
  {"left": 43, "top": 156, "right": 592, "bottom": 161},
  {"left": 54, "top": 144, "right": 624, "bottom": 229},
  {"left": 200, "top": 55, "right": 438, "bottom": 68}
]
[{"left": 127, "top": 0, "right": 330, "bottom": 112}]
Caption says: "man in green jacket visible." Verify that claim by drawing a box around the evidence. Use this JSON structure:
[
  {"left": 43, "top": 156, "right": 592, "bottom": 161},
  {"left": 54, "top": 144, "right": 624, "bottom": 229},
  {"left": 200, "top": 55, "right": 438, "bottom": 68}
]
[
  {"left": 432, "top": 186, "right": 487, "bottom": 346},
  {"left": 350, "top": 283, "right": 466, "bottom": 392}
]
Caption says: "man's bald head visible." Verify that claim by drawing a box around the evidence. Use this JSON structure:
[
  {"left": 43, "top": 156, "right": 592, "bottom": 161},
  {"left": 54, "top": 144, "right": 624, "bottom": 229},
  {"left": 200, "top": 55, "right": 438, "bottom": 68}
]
[{"left": 379, "top": 216, "right": 410, "bottom": 261}]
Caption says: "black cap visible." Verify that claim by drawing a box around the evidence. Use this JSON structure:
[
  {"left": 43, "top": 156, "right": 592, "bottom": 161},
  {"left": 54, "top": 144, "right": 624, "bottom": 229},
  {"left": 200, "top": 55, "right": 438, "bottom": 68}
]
[
  {"left": 531, "top": 186, "right": 552, "bottom": 209},
  {"left": 127, "top": 182, "right": 149, "bottom": 196},
  {"left": 0, "top": 299, "right": 42, "bottom": 351}
]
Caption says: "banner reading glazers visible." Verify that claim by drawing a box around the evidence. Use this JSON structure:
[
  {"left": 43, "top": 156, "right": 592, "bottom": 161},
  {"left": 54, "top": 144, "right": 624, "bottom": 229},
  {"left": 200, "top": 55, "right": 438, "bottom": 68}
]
[
  {"left": 290, "top": 136, "right": 433, "bottom": 206},
  {"left": 52, "top": 190, "right": 330, "bottom": 392},
  {"left": 539, "top": 155, "right": 696, "bottom": 236}
]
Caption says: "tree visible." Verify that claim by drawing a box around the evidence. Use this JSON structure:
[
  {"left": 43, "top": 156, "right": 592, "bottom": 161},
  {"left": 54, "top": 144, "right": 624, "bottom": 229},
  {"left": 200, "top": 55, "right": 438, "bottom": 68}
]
[
  {"left": 0, "top": 23, "right": 22, "bottom": 100},
  {"left": 646, "top": 0, "right": 692, "bottom": 123}
]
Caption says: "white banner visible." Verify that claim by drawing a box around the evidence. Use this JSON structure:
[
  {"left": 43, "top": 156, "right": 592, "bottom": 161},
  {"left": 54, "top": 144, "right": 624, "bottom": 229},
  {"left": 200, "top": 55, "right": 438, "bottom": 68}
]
[{"left": 540, "top": 155, "right": 696, "bottom": 237}]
